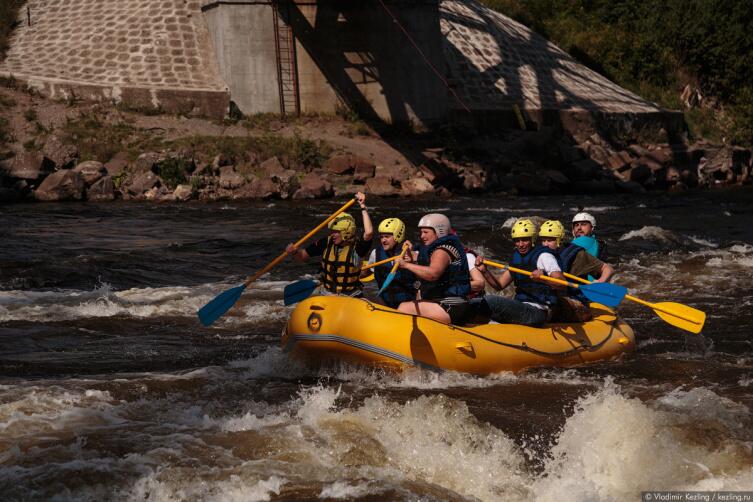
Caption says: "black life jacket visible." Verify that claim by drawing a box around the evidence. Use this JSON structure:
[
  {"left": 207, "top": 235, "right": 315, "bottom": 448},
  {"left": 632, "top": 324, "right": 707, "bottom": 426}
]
[
  {"left": 557, "top": 243, "right": 588, "bottom": 303},
  {"left": 374, "top": 244, "right": 417, "bottom": 308},
  {"left": 416, "top": 235, "right": 471, "bottom": 300},
  {"left": 320, "top": 237, "right": 363, "bottom": 294},
  {"left": 511, "top": 245, "right": 558, "bottom": 307}
]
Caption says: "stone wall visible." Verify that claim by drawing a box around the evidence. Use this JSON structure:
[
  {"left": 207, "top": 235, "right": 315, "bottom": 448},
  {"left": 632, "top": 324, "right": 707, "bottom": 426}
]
[{"left": 0, "top": 0, "right": 229, "bottom": 117}]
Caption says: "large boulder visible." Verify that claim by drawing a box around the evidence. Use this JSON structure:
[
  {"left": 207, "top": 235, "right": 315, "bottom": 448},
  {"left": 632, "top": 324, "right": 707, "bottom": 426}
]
[
  {"left": 87, "top": 176, "right": 115, "bottom": 201},
  {"left": 364, "top": 176, "right": 399, "bottom": 196},
  {"left": 104, "top": 152, "right": 129, "bottom": 177},
  {"left": 401, "top": 176, "right": 434, "bottom": 196},
  {"left": 0, "top": 152, "right": 55, "bottom": 182},
  {"left": 74, "top": 161, "right": 107, "bottom": 186},
  {"left": 292, "top": 172, "right": 333, "bottom": 199},
  {"left": 218, "top": 165, "right": 245, "bottom": 189},
  {"left": 34, "top": 170, "right": 85, "bottom": 201},
  {"left": 261, "top": 156, "right": 299, "bottom": 198},
  {"left": 173, "top": 184, "right": 193, "bottom": 201},
  {"left": 234, "top": 176, "right": 278, "bottom": 199},
  {"left": 126, "top": 171, "right": 160, "bottom": 195},
  {"left": 41, "top": 135, "right": 78, "bottom": 169}
]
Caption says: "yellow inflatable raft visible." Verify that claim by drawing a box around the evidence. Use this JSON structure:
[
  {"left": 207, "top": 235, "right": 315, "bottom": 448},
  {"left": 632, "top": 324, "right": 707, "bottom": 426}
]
[{"left": 282, "top": 296, "right": 635, "bottom": 374}]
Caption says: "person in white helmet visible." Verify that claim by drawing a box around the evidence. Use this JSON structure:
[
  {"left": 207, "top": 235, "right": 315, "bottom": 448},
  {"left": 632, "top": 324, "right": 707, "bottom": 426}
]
[
  {"left": 286, "top": 192, "right": 373, "bottom": 296},
  {"left": 571, "top": 211, "right": 602, "bottom": 259},
  {"left": 396, "top": 213, "right": 471, "bottom": 324}
]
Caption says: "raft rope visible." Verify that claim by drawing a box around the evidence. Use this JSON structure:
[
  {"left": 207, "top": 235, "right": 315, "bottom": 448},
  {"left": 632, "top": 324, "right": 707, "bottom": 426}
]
[{"left": 360, "top": 299, "right": 618, "bottom": 358}]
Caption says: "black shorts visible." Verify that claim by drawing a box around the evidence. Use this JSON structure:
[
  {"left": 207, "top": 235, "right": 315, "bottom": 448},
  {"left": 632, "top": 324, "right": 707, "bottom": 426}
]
[{"left": 437, "top": 297, "right": 470, "bottom": 325}]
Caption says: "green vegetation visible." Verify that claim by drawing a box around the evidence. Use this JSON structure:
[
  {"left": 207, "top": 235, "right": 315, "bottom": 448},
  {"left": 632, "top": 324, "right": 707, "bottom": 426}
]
[
  {"left": 481, "top": 0, "right": 753, "bottom": 145},
  {"left": 154, "top": 157, "right": 189, "bottom": 189}
]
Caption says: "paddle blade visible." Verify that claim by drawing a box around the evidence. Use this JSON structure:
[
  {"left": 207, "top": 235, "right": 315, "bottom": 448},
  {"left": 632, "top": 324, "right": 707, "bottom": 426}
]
[
  {"left": 198, "top": 284, "right": 246, "bottom": 326},
  {"left": 580, "top": 282, "right": 627, "bottom": 307},
  {"left": 652, "top": 302, "right": 706, "bottom": 334},
  {"left": 284, "top": 279, "right": 318, "bottom": 306},
  {"left": 377, "top": 272, "right": 397, "bottom": 295}
]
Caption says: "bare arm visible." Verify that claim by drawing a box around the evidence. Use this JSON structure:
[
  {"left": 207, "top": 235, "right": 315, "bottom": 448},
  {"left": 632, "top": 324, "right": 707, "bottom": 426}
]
[
  {"left": 400, "top": 248, "right": 450, "bottom": 281},
  {"left": 356, "top": 191, "right": 373, "bottom": 241},
  {"left": 476, "top": 256, "right": 512, "bottom": 291},
  {"left": 469, "top": 267, "right": 486, "bottom": 293},
  {"left": 594, "top": 262, "right": 614, "bottom": 283}
]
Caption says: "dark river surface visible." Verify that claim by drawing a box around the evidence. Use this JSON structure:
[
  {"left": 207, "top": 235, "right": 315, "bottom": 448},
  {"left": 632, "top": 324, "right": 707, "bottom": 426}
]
[{"left": 1, "top": 191, "right": 753, "bottom": 500}]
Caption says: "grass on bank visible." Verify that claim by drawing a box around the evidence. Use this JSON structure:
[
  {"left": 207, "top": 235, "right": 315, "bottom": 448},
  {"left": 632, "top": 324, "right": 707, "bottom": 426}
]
[{"left": 60, "top": 111, "right": 332, "bottom": 168}]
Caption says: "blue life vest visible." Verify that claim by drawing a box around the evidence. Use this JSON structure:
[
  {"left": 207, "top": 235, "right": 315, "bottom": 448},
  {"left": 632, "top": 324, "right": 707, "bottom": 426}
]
[
  {"left": 557, "top": 243, "right": 588, "bottom": 303},
  {"left": 511, "top": 245, "right": 558, "bottom": 306},
  {"left": 416, "top": 235, "right": 471, "bottom": 300},
  {"left": 374, "top": 244, "right": 417, "bottom": 308}
]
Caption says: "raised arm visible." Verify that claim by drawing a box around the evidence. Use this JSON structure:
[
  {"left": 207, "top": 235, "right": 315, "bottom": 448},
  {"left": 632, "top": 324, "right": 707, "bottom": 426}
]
[{"left": 355, "top": 191, "right": 373, "bottom": 241}]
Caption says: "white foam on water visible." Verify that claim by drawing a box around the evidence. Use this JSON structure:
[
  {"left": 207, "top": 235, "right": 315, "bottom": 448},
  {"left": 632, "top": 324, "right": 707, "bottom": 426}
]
[
  {"left": 568, "top": 206, "right": 620, "bottom": 212},
  {"left": 654, "top": 386, "right": 750, "bottom": 431},
  {"left": 128, "top": 471, "right": 286, "bottom": 502},
  {"left": 0, "top": 280, "right": 290, "bottom": 323},
  {"left": 0, "top": 385, "right": 121, "bottom": 437},
  {"left": 501, "top": 216, "right": 517, "bottom": 228},
  {"left": 534, "top": 380, "right": 753, "bottom": 501},
  {"left": 739, "top": 376, "right": 753, "bottom": 387},
  {"left": 319, "top": 480, "right": 380, "bottom": 499},
  {"left": 619, "top": 225, "right": 681, "bottom": 243}
]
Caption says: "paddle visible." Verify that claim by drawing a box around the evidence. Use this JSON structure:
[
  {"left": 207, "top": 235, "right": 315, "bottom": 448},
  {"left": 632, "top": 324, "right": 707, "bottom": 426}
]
[
  {"left": 482, "top": 259, "right": 627, "bottom": 307},
  {"left": 198, "top": 198, "right": 357, "bottom": 326},
  {"left": 377, "top": 243, "right": 411, "bottom": 295},
  {"left": 282, "top": 254, "right": 401, "bottom": 306},
  {"left": 284, "top": 279, "right": 319, "bottom": 306},
  {"left": 562, "top": 271, "right": 706, "bottom": 334}
]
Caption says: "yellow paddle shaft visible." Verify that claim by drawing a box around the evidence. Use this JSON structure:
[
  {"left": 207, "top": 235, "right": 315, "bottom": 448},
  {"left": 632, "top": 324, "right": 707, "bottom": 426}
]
[
  {"left": 483, "top": 259, "right": 577, "bottom": 288},
  {"left": 244, "top": 198, "right": 356, "bottom": 286},
  {"left": 561, "top": 271, "right": 702, "bottom": 327}
]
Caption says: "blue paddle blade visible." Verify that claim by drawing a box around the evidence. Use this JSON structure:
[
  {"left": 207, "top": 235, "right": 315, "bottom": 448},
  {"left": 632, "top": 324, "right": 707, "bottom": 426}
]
[
  {"left": 377, "top": 271, "right": 397, "bottom": 296},
  {"left": 579, "top": 282, "right": 627, "bottom": 307},
  {"left": 198, "top": 284, "right": 247, "bottom": 326},
  {"left": 284, "top": 279, "right": 318, "bottom": 306}
]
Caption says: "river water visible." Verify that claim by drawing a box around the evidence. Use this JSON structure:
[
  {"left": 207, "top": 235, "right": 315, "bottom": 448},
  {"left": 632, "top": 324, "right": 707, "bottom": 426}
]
[{"left": 1, "top": 191, "right": 752, "bottom": 500}]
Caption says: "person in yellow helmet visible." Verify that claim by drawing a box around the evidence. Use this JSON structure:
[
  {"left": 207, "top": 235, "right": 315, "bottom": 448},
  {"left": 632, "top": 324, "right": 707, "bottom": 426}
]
[
  {"left": 475, "top": 218, "right": 565, "bottom": 326},
  {"left": 286, "top": 192, "right": 373, "bottom": 296},
  {"left": 365, "top": 217, "right": 417, "bottom": 308},
  {"left": 539, "top": 219, "right": 614, "bottom": 322}
]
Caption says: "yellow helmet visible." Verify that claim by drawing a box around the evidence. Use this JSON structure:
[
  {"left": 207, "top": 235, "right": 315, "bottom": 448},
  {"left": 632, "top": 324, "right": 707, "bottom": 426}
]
[
  {"left": 511, "top": 219, "right": 537, "bottom": 240},
  {"left": 328, "top": 213, "right": 356, "bottom": 240},
  {"left": 539, "top": 220, "right": 565, "bottom": 247},
  {"left": 378, "top": 218, "right": 406, "bottom": 243}
]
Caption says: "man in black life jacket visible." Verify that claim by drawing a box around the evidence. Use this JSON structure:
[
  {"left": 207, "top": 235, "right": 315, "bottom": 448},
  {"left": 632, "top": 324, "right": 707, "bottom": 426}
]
[
  {"left": 396, "top": 213, "right": 471, "bottom": 325},
  {"left": 539, "top": 219, "right": 614, "bottom": 322},
  {"left": 286, "top": 192, "right": 373, "bottom": 296},
  {"left": 365, "top": 217, "right": 417, "bottom": 309},
  {"left": 475, "top": 219, "right": 566, "bottom": 326}
]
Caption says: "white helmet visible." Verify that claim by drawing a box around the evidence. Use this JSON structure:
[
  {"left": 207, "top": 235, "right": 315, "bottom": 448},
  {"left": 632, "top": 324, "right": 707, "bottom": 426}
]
[
  {"left": 418, "top": 213, "right": 451, "bottom": 238},
  {"left": 572, "top": 212, "right": 596, "bottom": 228}
]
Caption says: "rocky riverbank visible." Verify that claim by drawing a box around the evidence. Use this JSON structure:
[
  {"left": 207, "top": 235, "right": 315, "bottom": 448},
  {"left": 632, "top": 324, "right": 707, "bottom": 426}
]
[{"left": 1, "top": 85, "right": 751, "bottom": 204}]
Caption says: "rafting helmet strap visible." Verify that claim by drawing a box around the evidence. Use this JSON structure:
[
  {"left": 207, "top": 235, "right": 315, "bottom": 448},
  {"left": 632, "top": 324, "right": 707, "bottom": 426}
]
[
  {"left": 511, "top": 219, "right": 537, "bottom": 240},
  {"left": 378, "top": 218, "right": 406, "bottom": 243},
  {"left": 539, "top": 220, "right": 565, "bottom": 247},
  {"left": 417, "top": 213, "right": 451, "bottom": 238},
  {"left": 328, "top": 213, "right": 357, "bottom": 240}
]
